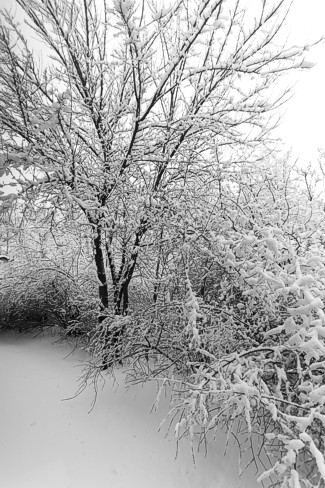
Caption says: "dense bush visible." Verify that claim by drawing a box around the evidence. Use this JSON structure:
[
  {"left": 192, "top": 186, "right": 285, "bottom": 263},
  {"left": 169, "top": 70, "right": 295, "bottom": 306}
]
[
  {"left": 81, "top": 159, "right": 325, "bottom": 487},
  {"left": 0, "top": 219, "right": 99, "bottom": 338}
]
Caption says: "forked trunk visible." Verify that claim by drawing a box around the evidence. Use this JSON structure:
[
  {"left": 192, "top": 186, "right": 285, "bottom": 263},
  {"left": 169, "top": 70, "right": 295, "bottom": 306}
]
[{"left": 93, "top": 227, "right": 109, "bottom": 320}]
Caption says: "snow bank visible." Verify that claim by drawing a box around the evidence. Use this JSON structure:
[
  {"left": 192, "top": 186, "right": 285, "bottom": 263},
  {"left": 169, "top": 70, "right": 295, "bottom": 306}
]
[{"left": 0, "top": 332, "right": 258, "bottom": 488}]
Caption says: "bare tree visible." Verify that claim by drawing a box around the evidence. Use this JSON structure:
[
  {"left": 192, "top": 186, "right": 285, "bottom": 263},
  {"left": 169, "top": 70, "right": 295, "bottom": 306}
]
[{"left": 0, "top": 0, "right": 312, "bottom": 355}]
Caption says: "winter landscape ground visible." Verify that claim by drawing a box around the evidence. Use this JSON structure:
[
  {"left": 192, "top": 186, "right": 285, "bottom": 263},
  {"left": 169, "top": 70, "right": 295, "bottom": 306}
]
[{"left": 0, "top": 331, "right": 259, "bottom": 488}]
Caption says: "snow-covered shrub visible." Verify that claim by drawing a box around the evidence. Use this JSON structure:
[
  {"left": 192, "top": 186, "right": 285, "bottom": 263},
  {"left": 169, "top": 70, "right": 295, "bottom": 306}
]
[
  {"left": 150, "top": 163, "right": 325, "bottom": 487},
  {"left": 80, "top": 159, "right": 325, "bottom": 486},
  {"left": 0, "top": 218, "right": 99, "bottom": 338},
  {"left": 162, "top": 246, "right": 325, "bottom": 486}
]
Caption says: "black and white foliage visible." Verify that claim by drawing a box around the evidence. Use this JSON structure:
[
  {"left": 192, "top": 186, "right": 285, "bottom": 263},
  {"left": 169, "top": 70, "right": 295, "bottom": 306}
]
[
  {"left": 1, "top": 1, "right": 325, "bottom": 486},
  {"left": 0, "top": 0, "right": 310, "bottom": 316}
]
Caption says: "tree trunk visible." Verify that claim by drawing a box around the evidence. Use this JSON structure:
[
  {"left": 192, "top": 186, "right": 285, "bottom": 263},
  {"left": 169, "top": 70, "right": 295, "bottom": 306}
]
[
  {"left": 93, "top": 226, "right": 109, "bottom": 320},
  {"left": 101, "top": 218, "right": 148, "bottom": 368},
  {"left": 100, "top": 282, "right": 129, "bottom": 370},
  {"left": 113, "top": 282, "right": 129, "bottom": 316}
]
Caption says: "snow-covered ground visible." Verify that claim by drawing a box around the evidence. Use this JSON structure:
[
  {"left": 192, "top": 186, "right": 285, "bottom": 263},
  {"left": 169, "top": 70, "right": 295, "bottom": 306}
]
[{"left": 0, "top": 332, "right": 260, "bottom": 488}]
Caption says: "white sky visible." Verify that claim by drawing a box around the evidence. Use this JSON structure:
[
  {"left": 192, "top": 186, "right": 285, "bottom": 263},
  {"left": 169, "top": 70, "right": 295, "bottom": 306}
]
[
  {"left": 279, "top": 0, "right": 325, "bottom": 164},
  {"left": 1, "top": 0, "right": 325, "bottom": 165}
]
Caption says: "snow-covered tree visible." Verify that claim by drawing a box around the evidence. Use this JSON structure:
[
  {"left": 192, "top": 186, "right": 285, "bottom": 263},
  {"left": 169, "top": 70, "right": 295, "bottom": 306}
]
[{"left": 0, "top": 0, "right": 312, "bottom": 338}]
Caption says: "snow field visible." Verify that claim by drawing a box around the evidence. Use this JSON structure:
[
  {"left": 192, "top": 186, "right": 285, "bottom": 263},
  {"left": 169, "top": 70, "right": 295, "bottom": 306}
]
[{"left": 0, "top": 332, "right": 259, "bottom": 488}]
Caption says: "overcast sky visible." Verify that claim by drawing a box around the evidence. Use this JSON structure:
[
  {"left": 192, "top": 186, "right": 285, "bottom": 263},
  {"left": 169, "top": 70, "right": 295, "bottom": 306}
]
[
  {"left": 280, "top": 0, "right": 325, "bottom": 164},
  {"left": 1, "top": 0, "right": 325, "bottom": 165}
]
